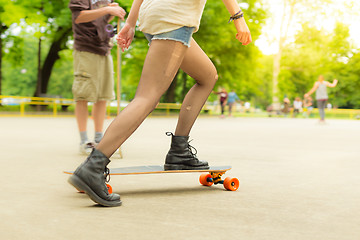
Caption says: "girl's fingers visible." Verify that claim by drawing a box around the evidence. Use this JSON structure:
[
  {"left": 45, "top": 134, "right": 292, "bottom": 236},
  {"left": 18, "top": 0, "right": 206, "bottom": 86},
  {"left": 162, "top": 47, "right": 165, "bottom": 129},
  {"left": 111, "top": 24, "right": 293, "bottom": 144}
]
[
  {"left": 243, "top": 34, "right": 250, "bottom": 45},
  {"left": 236, "top": 32, "right": 252, "bottom": 45},
  {"left": 237, "top": 33, "right": 245, "bottom": 43}
]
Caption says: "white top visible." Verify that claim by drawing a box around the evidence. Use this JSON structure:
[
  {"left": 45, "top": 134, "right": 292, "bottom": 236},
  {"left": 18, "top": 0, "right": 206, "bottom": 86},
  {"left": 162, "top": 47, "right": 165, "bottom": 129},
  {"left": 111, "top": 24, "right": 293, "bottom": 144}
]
[
  {"left": 139, "top": 0, "right": 207, "bottom": 35},
  {"left": 293, "top": 100, "right": 302, "bottom": 109},
  {"left": 316, "top": 82, "right": 328, "bottom": 100}
]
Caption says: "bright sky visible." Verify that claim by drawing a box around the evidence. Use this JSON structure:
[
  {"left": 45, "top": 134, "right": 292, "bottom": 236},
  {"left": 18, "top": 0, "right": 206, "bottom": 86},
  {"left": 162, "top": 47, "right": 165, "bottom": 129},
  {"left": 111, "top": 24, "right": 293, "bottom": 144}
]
[{"left": 255, "top": 0, "right": 360, "bottom": 55}]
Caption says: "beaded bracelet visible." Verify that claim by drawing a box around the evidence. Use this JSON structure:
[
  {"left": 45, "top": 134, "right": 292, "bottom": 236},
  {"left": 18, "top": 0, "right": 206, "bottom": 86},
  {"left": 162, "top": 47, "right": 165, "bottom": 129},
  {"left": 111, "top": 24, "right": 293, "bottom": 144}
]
[{"left": 228, "top": 10, "right": 244, "bottom": 23}]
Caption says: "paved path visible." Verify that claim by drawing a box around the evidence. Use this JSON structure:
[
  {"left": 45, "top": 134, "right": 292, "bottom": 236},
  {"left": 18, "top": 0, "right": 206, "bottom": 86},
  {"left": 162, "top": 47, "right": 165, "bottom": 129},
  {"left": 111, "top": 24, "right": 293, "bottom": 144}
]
[{"left": 1, "top": 116, "right": 359, "bottom": 239}]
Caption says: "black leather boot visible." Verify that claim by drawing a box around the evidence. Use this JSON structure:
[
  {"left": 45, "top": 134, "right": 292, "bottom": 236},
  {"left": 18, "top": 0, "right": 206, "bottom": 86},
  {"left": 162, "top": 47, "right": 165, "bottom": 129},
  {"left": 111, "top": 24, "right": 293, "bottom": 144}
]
[
  {"left": 68, "top": 148, "right": 122, "bottom": 207},
  {"left": 164, "top": 132, "right": 209, "bottom": 170}
]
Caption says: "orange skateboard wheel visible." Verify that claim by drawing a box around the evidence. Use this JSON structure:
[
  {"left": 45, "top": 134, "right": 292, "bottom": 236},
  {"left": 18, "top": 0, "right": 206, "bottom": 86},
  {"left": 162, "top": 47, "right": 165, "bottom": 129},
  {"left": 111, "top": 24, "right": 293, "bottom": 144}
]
[
  {"left": 223, "top": 177, "right": 239, "bottom": 191},
  {"left": 106, "top": 184, "right": 113, "bottom": 194},
  {"left": 199, "top": 173, "right": 213, "bottom": 186}
]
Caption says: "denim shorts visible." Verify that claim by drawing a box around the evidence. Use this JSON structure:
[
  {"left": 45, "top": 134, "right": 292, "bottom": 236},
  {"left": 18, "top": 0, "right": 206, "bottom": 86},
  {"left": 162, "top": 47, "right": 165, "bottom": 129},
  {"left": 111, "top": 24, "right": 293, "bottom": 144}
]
[{"left": 143, "top": 26, "right": 195, "bottom": 47}]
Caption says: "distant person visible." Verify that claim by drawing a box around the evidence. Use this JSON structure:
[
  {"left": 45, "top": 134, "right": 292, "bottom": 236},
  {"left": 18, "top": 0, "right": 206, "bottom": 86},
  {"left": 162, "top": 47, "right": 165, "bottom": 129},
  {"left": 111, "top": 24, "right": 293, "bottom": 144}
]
[
  {"left": 303, "top": 95, "right": 313, "bottom": 118},
  {"left": 327, "top": 102, "right": 332, "bottom": 110},
  {"left": 304, "top": 75, "right": 338, "bottom": 123},
  {"left": 292, "top": 97, "right": 302, "bottom": 117},
  {"left": 282, "top": 96, "right": 290, "bottom": 117},
  {"left": 69, "top": 0, "right": 126, "bottom": 155},
  {"left": 244, "top": 101, "right": 251, "bottom": 113},
  {"left": 227, "top": 90, "right": 240, "bottom": 116},
  {"left": 214, "top": 88, "right": 228, "bottom": 118},
  {"left": 266, "top": 104, "right": 273, "bottom": 117}
]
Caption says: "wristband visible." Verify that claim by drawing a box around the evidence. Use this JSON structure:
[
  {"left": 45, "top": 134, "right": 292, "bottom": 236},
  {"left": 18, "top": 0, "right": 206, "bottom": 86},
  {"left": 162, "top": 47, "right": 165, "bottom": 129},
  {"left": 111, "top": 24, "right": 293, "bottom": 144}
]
[{"left": 228, "top": 10, "right": 244, "bottom": 23}]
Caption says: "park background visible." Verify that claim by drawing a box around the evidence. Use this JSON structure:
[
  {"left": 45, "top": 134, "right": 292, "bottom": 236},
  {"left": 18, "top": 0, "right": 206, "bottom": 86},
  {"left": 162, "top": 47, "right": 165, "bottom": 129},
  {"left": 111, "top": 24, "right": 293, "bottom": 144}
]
[
  {"left": 0, "top": 0, "right": 360, "bottom": 115},
  {"left": 1, "top": 1, "right": 360, "bottom": 239}
]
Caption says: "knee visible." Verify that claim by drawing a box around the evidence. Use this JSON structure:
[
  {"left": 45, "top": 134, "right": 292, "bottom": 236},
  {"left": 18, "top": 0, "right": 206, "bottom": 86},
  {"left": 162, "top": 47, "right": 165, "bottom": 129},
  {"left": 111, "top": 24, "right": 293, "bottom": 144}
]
[
  {"left": 207, "top": 67, "right": 218, "bottom": 86},
  {"left": 194, "top": 68, "right": 218, "bottom": 88},
  {"left": 214, "top": 74, "right": 219, "bottom": 84},
  {"left": 209, "top": 73, "right": 218, "bottom": 89}
]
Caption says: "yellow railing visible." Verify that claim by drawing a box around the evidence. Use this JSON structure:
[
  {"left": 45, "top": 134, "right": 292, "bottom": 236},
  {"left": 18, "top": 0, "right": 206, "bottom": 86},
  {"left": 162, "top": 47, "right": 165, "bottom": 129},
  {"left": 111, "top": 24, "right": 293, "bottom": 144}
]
[
  {"left": 321, "top": 108, "right": 360, "bottom": 119},
  {"left": 0, "top": 95, "right": 74, "bottom": 117},
  {"left": 0, "top": 95, "right": 211, "bottom": 117},
  {"left": 155, "top": 103, "right": 182, "bottom": 116},
  {"left": 2, "top": 95, "right": 357, "bottom": 119},
  {"left": 290, "top": 107, "right": 360, "bottom": 119},
  {"left": 155, "top": 102, "right": 212, "bottom": 116}
]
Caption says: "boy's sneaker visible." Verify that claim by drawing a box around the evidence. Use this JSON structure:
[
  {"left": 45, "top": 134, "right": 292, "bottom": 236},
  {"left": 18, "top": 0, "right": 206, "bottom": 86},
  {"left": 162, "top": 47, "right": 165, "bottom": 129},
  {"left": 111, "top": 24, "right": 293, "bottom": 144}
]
[{"left": 79, "top": 141, "right": 96, "bottom": 155}]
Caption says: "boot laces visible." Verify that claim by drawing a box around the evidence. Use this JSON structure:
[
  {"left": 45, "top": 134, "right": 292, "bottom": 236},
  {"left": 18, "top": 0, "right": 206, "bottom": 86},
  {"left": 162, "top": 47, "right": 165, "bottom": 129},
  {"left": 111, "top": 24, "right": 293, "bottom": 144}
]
[{"left": 187, "top": 140, "right": 198, "bottom": 157}]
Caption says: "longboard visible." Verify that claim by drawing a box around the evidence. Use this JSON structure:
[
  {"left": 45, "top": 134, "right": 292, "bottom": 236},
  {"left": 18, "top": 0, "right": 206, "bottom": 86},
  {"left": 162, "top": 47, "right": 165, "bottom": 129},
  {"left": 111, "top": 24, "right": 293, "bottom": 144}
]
[{"left": 64, "top": 165, "right": 239, "bottom": 192}]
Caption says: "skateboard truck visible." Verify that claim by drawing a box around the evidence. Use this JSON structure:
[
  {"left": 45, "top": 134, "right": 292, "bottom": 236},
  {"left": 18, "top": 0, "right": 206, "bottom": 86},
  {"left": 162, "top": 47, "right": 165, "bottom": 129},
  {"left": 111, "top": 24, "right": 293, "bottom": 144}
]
[
  {"left": 199, "top": 171, "right": 239, "bottom": 191},
  {"left": 210, "top": 171, "right": 225, "bottom": 184}
]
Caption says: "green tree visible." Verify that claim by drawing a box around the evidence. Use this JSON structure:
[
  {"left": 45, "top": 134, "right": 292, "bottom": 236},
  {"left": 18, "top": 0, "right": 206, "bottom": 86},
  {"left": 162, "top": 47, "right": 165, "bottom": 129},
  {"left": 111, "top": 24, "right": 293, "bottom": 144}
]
[
  {"left": 26, "top": 0, "right": 73, "bottom": 97},
  {"left": 276, "top": 22, "right": 359, "bottom": 108},
  {"left": 3, "top": 36, "right": 38, "bottom": 96},
  {"left": 336, "top": 52, "right": 360, "bottom": 108},
  {"left": 0, "top": 0, "right": 27, "bottom": 97}
]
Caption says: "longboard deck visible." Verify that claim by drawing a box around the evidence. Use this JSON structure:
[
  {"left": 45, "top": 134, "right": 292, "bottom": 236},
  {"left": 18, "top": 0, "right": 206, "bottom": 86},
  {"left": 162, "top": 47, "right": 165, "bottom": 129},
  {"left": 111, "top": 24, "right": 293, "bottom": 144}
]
[
  {"left": 64, "top": 165, "right": 231, "bottom": 176},
  {"left": 65, "top": 165, "right": 239, "bottom": 191}
]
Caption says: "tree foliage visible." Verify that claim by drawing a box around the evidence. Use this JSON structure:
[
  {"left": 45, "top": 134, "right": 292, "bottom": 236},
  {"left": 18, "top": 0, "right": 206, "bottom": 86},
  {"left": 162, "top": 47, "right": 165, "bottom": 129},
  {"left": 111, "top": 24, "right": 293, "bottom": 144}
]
[
  {"left": 269, "top": 22, "right": 360, "bottom": 108},
  {"left": 1, "top": 0, "right": 359, "bottom": 109}
]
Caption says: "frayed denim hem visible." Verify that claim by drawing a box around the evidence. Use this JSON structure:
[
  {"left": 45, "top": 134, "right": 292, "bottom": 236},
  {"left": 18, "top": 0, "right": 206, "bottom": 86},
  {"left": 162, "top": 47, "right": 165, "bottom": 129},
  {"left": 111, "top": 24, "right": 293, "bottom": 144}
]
[{"left": 151, "top": 37, "right": 191, "bottom": 47}]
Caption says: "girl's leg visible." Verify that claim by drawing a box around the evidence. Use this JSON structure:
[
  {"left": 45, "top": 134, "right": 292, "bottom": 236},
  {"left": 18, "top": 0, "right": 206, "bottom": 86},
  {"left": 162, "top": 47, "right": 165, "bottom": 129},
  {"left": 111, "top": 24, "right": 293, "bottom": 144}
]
[
  {"left": 164, "top": 38, "right": 218, "bottom": 170},
  {"left": 317, "top": 101, "right": 326, "bottom": 121},
  {"left": 174, "top": 38, "right": 218, "bottom": 136},
  {"left": 97, "top": 40, "right": 188, "bottom": 157},
  {"left": 321, "top": 101, "right": 327, "bottom": 120}
]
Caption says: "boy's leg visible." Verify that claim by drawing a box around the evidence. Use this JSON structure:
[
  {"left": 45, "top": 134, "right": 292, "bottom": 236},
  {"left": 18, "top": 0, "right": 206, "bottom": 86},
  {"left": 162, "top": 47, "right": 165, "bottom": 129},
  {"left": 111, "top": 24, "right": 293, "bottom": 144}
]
[
  {"left": 75, "top": 100, "right": 94, "bottom": 154},
  {"left": 73, "top": 50, "right": 98, "bottom": 154},
  {"left": 75, "top": 100, "right": 88, "bottom": 133},
  {"left": 92, "top": 100, "right": 107, "bottom": 141},
  {"left": 96, "top": 40, "right": 188, "bottom": 157},
  {"left": 75, "top": 101, "right": 88, "bottom": 133}
]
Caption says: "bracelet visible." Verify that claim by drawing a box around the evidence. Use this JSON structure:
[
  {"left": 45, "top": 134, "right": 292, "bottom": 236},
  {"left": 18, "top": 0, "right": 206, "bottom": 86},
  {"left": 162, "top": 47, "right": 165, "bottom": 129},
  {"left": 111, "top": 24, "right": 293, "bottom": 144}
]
[{"left": 228, "top": 10, "right": 244, "bottom": 23}]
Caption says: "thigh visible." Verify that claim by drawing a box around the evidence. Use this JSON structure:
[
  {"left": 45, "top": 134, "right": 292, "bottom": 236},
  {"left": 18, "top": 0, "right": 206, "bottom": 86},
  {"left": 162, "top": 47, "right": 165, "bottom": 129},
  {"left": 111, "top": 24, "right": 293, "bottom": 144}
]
[
  {"left": 317, "top": 100, "right": 326, "bottom": 109},
  {"left": 135, "top": 40, "right": 188, "bottom": 99},
  {"left": 180, "top": 38, "right": 217, "bottom": 85}
]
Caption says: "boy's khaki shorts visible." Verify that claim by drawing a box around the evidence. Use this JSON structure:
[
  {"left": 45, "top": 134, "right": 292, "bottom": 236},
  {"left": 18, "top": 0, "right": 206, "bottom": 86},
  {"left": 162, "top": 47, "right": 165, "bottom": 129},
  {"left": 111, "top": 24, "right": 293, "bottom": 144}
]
[{"left": 72, "top": 50, "right": 115, "bottom": 102}]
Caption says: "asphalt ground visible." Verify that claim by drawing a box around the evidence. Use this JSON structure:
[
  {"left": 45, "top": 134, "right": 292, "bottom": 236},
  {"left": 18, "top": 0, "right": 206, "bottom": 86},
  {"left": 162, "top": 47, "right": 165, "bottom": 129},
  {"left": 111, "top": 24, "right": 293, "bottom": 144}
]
[{"left": 0, "top": 116, "right": 359, "bottom": 240}]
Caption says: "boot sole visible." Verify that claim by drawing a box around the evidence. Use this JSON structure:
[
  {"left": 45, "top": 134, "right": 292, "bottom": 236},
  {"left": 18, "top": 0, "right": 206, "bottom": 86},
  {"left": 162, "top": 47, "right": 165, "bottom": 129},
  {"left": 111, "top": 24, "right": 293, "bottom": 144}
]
[
  {"left": 68, "top": 175, "right": 122, "bottom": 207},
  {"left": 164, "top": 164, "right": 210, "bottom": 171}
]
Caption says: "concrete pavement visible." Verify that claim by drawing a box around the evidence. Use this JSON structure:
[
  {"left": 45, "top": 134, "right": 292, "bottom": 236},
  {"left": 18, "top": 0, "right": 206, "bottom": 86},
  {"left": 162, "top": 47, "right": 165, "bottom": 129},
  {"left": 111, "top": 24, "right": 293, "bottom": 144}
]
[{"left": 0, "top": 116, "right": 359, "bottom": 239}]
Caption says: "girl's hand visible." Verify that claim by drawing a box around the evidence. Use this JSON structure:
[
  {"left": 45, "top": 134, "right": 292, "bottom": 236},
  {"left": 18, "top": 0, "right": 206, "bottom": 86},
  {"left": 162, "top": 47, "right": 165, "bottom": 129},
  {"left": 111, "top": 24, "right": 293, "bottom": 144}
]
[
  {"left": 234, "top": 18, "right": 252, "bottom": 45},
  {"left": 117, "top": 23, "right": 135, "bottom": 51}
]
